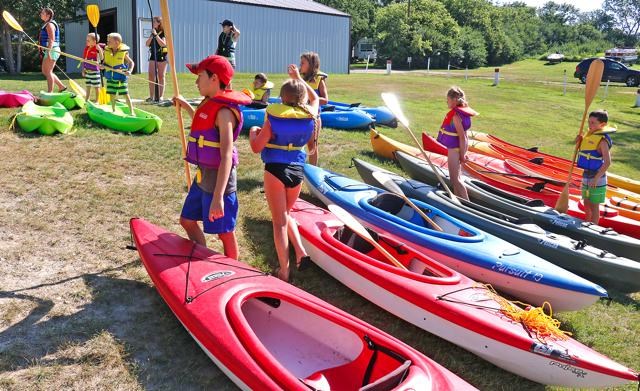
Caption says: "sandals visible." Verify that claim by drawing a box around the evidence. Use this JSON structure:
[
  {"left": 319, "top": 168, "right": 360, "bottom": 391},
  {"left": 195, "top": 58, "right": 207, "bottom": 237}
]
[
  {"left": 296, "top": 256, "right": 312, "bottom": 272},
  {"left": 59, "top": 87, "right": 67, "bottom": 93}
]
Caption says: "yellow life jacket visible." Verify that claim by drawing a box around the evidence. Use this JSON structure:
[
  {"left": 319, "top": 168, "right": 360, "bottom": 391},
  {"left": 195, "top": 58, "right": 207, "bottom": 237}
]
[
  {"left": 251, "top": 81, "right": 274, "bottom": 101},
  {"left": 577, "top": 130, "right": 613, "bottom": 171},
  {"left": 304, "top": 71, "right": 328, "bottom": 93},
  {"left": 103, "top": 43, "right": 130, "bottom": 81}
]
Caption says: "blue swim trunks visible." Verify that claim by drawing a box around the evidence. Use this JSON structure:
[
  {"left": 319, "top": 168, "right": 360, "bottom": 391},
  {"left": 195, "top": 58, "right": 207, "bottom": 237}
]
[{"left": 181, "top": 184, "right": 238, "bottom": 234}]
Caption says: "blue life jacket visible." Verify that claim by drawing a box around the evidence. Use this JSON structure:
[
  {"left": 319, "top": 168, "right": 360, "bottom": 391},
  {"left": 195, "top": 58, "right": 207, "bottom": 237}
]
[
  {"left": 577, "top": 132, "right": 613, "bottom": 172},
  {"left": 39, "top": 20, "right": 60, "bottom": 47},
  {"left": 261, "top": 104, "right": 315, "bottom": 165}
]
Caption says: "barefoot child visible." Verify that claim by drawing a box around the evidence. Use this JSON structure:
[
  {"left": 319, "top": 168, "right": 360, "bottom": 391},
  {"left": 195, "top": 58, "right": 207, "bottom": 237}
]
[
  {"left": 436, "top": 86, "right": 478, "bottom": 201},
  {"left": 299, "top": 52, "right": 328, "bottom": 166},
  {"left": 576, "top": 110, "right": 613, "bottom": 225},
  {"left": 173, "top": 55, "right": 251, "bottom": 258},
  {"left": 103, "top": 33, "right": 135, "bottom": 114},
  {"left": 81, "top": 33, "right": 103, "bottom": 102},
  {"left": 249, "top": 64, "right": 319, "bottom": 281}
]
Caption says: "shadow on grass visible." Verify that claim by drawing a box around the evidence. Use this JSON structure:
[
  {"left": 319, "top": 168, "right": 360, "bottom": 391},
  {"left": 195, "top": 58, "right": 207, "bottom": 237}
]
[
  {"left": 237, "top": 177, "right": 263, "bottom": 193},
  {"left": 0, "top": 261, "right": 234, "bottom": 389},
  {"left": 608, "top": 290, "right": 640, "bottom": 311}
]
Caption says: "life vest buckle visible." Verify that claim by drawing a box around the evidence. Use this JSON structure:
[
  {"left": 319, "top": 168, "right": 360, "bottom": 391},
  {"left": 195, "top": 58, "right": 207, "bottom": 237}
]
[{"left": 198, "top": 135, "right": 205, "bottom": 148}]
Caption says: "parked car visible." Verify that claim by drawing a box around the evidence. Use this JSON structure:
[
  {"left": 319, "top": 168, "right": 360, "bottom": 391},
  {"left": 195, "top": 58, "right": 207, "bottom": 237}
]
[{"left": 574, "top": 57, "right": 640, "bottom": 86}]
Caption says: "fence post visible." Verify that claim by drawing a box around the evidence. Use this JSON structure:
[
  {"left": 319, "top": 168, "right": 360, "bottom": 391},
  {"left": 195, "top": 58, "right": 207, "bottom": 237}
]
[
  {"left": 447, "top": 61, "right": 451, "bottom": 78},
  {"left": 465, "top": 66, "right": 468, "bottom": 81},
  {"left": 635, "top": 89, "right": 640, "bottom": 107},
  {"left": 562, "top": 69, "right": 567, "bottom": 96},
  {"left": 386, "top": 59, "right": 392, "bottom": 75},
  {"left": 427, "top": 57, "right": 431, "bottom": 74},
  {"left": 493, "top": 68, "right": 500, "bottom": 86},
  {"left": 604, "top": 79, "right": 610, "bottom": 99},
  {"left": 365, "top": 54, "right": 370, "bottom": 72}
]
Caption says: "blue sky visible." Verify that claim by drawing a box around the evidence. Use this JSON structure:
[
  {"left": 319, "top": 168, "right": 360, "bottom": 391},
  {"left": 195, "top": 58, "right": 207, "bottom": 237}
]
[{"left": 495, "top": 0, "right": 602, "bottom": 11}]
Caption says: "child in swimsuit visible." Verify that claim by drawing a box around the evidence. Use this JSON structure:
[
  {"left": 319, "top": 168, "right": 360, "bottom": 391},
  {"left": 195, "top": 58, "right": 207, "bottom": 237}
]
[
  {"left": 104, "top": 33, "right": 135, "bottom": 114},
  {"left": 299, "top": 52, "right": 328, "bottom": 166},
  {"left": 173, "top": 55, "right": 251, "bottom": 258},
  {"left": 249, "top": 64, "right": 319, "bottom": 281},
  {"left": 81, "top": 33, "right": 103, "bottom": 102},
  {"left": 575, "top": 110, "right": 613, "bottom": 225},
  {"left": 436, "top": 86, "right": 478, "bottom": 200}
]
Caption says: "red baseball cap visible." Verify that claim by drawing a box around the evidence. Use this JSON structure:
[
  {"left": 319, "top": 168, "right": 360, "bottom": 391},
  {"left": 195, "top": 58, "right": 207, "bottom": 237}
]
[{"left": 186, "top": 55, "right": 234, "bottom": 85}]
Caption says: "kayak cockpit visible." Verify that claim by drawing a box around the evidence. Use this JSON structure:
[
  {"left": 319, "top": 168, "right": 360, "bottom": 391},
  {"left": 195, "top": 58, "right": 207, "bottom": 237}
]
[
  {"left": 363, "top": 193, "right": 480, "bottom": 241},
  {"left": 323, "top": 224, "right": 459, "bottom": 283},
  {"left": 235, "top": 294, "right": 425, "bottom": 390}
]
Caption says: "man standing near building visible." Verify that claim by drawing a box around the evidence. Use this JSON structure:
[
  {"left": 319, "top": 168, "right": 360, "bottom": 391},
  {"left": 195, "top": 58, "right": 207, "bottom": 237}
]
[{"left": 216, "top": 20, "right": 240, "bottom": 69}]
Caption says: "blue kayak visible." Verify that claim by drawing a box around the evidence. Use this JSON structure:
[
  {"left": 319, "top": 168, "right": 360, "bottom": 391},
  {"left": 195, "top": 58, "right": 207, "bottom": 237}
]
[
  {"left": 241, "top": 104, "right": 373, "bottom": 130},
  {"left": 327, "top": 100, "right": 397, "bottom": 128},
  {"left": 303, "top": 163, "right": 607, "bottom": 311},
  {"left": 240, "top": 106, "right": 265, "bottom": 130}
]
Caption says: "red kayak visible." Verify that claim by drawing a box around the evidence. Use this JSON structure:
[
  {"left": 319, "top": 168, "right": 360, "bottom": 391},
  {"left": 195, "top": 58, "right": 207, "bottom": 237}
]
[
  {"left": 422, "top": 133, "right": 640, "bottom": 238},
  {"left": 0, "top": 90, "right": 35, "bottom": 108},
  {"left": 130, "top": 218, "right": 475, "bottom": 390},
  {"left": 291, "top": 200, "right": 639, "bottom": 387}
]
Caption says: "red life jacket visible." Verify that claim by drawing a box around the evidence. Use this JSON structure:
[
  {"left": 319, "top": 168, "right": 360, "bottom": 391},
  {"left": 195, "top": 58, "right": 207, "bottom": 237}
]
[{"left": 186, "top": 90, "right": 251, "bottom": 169}]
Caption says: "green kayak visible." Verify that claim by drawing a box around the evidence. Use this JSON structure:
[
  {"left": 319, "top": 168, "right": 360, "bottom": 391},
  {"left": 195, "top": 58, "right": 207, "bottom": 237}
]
[
  {"left": 86, "top": 101, "right": 162, "bottom": 134},
  {"left": 15, "top": 101, "right": 73, "bottom": 135},
  {"left": 38, "top": 90, "right": 85, "bottom": 110}
]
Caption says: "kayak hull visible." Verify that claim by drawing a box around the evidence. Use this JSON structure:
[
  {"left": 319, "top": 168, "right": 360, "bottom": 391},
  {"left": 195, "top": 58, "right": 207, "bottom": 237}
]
[
  {"left": 0, "top": 90, "right": 35, "bottom": 107},
  {"left": 130, "top": 218, "right": 472, "bottom": 390},
  {"left": 303, "top": 164, "right": 608, "bottom": 311},
  {"left": 353, "top": 158, "right": 640, "bottom": 293},
  {"left": 86, "top": 101, "right": 162, "bottom": 133},
  {"left": 15, "top": 101, "right": 73, "bottom": 135},
  {"left": 38, "top": 90, "right": 85, "bottom": 110},
  {"left": 293, "top": 200, "right": 638, "bottom": 387}
]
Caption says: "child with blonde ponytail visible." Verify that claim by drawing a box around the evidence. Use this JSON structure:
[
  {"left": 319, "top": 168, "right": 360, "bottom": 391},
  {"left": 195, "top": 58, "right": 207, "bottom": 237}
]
[
  {"left": 249, "top": 64, "right": 319, "bottom": 281},
  {"left": 436, "top": 86, "right": 478, "bottom": 200}
]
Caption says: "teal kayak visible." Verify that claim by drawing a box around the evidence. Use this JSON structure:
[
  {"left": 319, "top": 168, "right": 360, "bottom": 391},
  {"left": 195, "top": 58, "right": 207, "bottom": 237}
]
[
  {"left": 15, "top": 101, "right": 73, "bottom": 135},
  {"left": 86, "top": 101, "right": 162, "bottom": 134}
]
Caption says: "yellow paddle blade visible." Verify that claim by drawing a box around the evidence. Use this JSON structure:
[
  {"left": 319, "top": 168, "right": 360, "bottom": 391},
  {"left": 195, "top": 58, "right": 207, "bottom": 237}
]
[
  {"left": 583, "top": 59, "right": 604, "bottom": 110},
  {"left": 98, "top": 87, "right": 110, "bottom": 104},
  {"left": 86, "top": 4, "right": 100, "bottom": 27},
  {"left": 68, "top": 79, "right": 87, "bottom": 98},
  {"left": 2, "top": 11, "right": 24, "bottom": 32}
]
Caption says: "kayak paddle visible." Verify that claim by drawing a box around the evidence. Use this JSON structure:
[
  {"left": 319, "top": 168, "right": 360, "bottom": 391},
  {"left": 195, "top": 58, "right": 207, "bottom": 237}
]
[{"left": 86, "top": 5, "right": 110, "bottom": 104}]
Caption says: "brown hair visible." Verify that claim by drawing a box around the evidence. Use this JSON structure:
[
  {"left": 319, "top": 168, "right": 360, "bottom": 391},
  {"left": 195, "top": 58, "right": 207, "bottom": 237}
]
[
  {"left": 41, "top": 8, "right": 54, "bottom": 20},
  {"left": 254, "top": 73, "right": 268, "bottom": 83},
  {"left": 152, "top": 16, "right": 164, "bottom": 33},
  {"left": 300, "top": 52, "right": 320, "bottom": 83},
  {"left": 589, "top": 109, "right": 608, "bottom": 123},
  {"left": 447, "top": 86, "right": 467, "bottom": 107}
]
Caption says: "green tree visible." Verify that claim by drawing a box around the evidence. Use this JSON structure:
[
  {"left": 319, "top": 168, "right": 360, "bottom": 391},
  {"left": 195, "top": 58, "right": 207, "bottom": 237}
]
[
  {"left": 603, "top": 0, "right": 640, "bottom": 46},
  {"left": 375, "top": 0, "right": 459, "bottom": 68},
  {"left": 1, "top": 0, "right": 84, "bottom": 74},
  {"left": 316, "top": 0, "right": 378, "bottom": 53},
  {"left": 456, "top": 26, "right": 487, "bottom": 68}
]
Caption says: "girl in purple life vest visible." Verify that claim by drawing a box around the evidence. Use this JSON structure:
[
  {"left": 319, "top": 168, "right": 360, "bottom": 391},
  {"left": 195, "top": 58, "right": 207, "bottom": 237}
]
[{"left": 436, "top": 87, "right": 478, "bottom": 200}]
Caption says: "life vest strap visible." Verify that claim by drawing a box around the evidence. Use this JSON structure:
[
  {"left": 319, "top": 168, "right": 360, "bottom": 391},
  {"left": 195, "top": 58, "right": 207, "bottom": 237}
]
[
  {"left": 188, "top": 135, "right": 221, "bottom": 149},
  {"left": 439, "top": 129, "right": 458, "bottom": 136},
  {"left": 578, "top": 152, "right": 602, "bottom": 160},
  {"left": 265, "top": 142, "right": 305, "bottom": 151}
]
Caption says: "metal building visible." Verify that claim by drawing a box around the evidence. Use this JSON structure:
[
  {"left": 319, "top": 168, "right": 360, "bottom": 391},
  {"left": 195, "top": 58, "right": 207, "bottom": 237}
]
[{"left": 64, "top": 0, "right": 350, "bottom": 74}]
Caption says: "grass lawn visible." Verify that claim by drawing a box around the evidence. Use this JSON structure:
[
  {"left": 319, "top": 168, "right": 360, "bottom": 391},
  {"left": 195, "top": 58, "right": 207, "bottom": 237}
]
[{"left": 1, "top": 59, "right": 639, "bottom": 390}]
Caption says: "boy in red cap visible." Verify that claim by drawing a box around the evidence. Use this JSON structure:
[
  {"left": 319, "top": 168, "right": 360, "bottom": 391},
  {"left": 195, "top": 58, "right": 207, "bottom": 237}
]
[{"left": 173, "top": 55, "right": 251, "bottom": 258}]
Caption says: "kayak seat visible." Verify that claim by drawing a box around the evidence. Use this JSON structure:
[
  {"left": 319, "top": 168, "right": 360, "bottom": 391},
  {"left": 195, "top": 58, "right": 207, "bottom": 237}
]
[
  {"left": 360, "top": 360, "right": 411, "bottom": 391},
  {"left": 335, "top": 226, "right": 377, "bottom": 254},
  {"left": 369, "top": 194, "right": 430, "bottom": 229}
]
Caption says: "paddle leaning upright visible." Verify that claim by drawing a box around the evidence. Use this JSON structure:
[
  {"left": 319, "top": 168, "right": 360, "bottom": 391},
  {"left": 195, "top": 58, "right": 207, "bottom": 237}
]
[{"left": 555, "top": 59, "right": 604, "bottom": 213}]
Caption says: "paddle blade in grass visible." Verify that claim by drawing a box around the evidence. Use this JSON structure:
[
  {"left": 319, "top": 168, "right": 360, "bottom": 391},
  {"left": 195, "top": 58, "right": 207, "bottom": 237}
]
[
  {"left": 327, "top": 204, "right": 408, "bottom": 270},
  {"left": 86, "top": 5, "right": 100, "bottom": 27},
  {"left": 381, "top": 93, "right": 409, "bottom": 128},
  {"left": 555, "top": 59, "right": 604, "bottom": 213},
  {"left": 2, "top": 11, "right": 24, "bottom": 32}
]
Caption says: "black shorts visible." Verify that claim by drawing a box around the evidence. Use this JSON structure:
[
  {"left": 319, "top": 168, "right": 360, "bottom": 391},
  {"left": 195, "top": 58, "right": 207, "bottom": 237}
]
[{"left": 265, "top": 163, "right": 304, "bottom": 188}]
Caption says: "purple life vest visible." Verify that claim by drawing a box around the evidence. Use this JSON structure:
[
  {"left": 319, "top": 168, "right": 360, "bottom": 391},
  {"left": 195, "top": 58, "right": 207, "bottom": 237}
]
[
  {"left": 185, "top": 91, "right": 251, "bottom": 169},
  {"left": 436, "top": 106, "right": 477, "bottom": 149}
]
